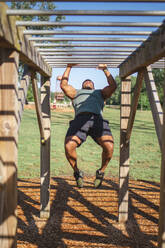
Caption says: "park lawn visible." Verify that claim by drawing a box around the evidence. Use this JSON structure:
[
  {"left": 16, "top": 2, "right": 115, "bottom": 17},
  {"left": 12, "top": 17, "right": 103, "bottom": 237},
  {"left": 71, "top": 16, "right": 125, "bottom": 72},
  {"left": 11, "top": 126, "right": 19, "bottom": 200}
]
[{"left": 18, "top": 107, "right": 161, "bottom": 182}]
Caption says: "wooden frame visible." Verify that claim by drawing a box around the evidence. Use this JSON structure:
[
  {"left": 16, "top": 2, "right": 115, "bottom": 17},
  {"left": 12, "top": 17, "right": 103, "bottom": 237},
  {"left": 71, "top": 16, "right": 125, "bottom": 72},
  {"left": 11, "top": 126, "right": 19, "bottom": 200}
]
[
  {"left": 0, "top": 1, "right": 165, "bottom": 247},
  {"left": 18, "top": 65, "right": 31, "bottom": 129},
  {"left": 40, "top": 76, "right": 51, "bottom": 218},
  {"left": 158, "top": 82, "right": 165, "bottom": 248},
  {"left": 126, "top": 69, "right": 144, "bottom": 141},
  {"left": 119, "top": 22, "right": 165, "bottom": 78},
  {"left": 31, "top": 71, "right": 46, "bottom": 142},
  {"left": 119, "top": 76, "right": 131, "bottom": 222},
  {"left": 0, "top": 3, "right": 51, "bottom": 77},
  {"left": 144, "top": 66, "right": 163, "bottom": 150},
  {"left": 0, "top": 48, "right": 19, "bottom": 248}
]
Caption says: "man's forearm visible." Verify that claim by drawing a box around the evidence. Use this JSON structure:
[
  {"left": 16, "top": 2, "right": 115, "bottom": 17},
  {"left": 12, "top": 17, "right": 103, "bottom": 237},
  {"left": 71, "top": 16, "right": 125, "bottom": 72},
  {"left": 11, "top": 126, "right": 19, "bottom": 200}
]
[
  {"left": 103, "top": 67, "right": 111, "bottom": 78},
  {"left": 103, "top": 67, "right": 117, "bottom": 88},
  {"left": 61, "top": 66, "right": 71, "bottom": 87}
]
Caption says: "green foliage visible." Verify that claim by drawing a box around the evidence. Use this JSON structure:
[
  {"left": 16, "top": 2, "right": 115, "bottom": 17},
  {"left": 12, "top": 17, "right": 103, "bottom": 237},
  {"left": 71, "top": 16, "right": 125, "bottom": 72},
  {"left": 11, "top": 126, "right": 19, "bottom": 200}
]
[
  {"left": 11, "top": 2, "right": 65, "bottom": 25},
  {"left": 27, "top": 83, "right": 34, "bottom": 102},
  {"left": 107, "top": 69, "right": 165, "bottom": 110},
  {"left": 11, "top": 2, "right": 65, "bottom": 101},
  {"left": 106, "top": 76, "right": 121, "bottom": 105},
  {"left": 152, "top": 68, "right": 165, "bottom": 106},
  {"left": 51, "top": 91, "right": 55, "bottom": 103}
]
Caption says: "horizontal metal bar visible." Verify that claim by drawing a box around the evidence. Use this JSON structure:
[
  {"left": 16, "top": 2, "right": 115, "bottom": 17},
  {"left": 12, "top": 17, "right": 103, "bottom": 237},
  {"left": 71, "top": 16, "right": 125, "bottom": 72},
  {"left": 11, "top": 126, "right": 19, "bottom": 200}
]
[
  {"left": 45, "top": 59, "right": 124, "bottom": 62},
  {"left": 37, "top": 48, "right": 135, "bottom": 52},
  {"left": 51, "top": 65, "right": 119, "bottom": 67},
  {"left": 49, "top": 62, "right": 120, "bottom": 64},
  {"left": 51, "top": 65, "right": 119, "bottom": 68},
  {"left": 24, "top": 30, "right": 151, "bottom": 36},
  {"left": 7, "top": 9, "right": 165, "bottom": 16},
  {"left": 151, "top": 65, "right": 164, "bottom": 68},
  {"left": 16, "top": 21, "right": 162, "bottom": 27},
  {"left": 43, "top": 55, "right": 127, "bottom": 59},
  {"left": 49, "top": 64, "right": 120, "bottom": 66},
  {"left": 34, "top": 43, "right": 139, "bottom": 48},
  {"left": 41, "top": 52, "right": 130, "bottom": 56},
  {"left": 29, "top": 37, "right": 145, "bottom": 42}
]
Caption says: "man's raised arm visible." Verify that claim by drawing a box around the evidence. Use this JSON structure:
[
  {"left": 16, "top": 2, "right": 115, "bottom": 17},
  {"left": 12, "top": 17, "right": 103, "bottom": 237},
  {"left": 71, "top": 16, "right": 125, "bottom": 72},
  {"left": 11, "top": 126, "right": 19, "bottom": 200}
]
[
  {"left": 60, "top": 64, "right": 77, "bottom": 100},
  {"left": 97, "top": 64, "right": 117, "bottom": 100}
]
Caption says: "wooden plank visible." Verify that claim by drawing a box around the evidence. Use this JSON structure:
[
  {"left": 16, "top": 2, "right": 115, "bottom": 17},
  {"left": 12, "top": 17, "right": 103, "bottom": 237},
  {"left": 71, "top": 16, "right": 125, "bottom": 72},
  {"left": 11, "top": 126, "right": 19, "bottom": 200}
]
[
  {"left": 158, "top": 78, "right": 165, "bottom": 248},
  {"left": 18, "top": 65, "right": 31, "bottom": 129},
  {"left": 144, "top": 66, "right": 163, "bottom": 150},
  {"left": 119, "top": 76, "right": 131, "bottom": 223},
  {"left": 0, "top": 3, "right": 51, "bottom": 77},
  {"left": 0, "top": 48, "right": 19, "bottom": 248},
  {"left": 31, "top": 71, "right": 45, "bottom": 141},
  {"left": 40, "top": 76, "right": 51, "bottom": 219},
  {"left": 119, "top": 21, "right": 165, "bottom": 78},
  {"left": 126, "top": 69, "right": 144, "bottom": 141}
]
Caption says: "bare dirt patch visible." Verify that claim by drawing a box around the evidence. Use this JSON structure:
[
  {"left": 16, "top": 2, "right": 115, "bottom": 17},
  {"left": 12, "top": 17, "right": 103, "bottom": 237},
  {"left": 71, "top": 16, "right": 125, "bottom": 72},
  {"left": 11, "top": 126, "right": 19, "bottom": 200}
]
[{"left": 17, "top": 177, "right": 159, "bottom": 248}]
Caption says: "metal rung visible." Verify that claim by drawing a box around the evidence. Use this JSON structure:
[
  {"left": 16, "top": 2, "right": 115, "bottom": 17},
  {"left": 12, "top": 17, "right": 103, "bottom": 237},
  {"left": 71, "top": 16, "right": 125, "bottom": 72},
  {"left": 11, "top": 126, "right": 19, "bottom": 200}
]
[
  {"left": 7, "top": 9, "right": 165, "bottom": 16},
  {"left": 29, "top": 37, "right": 145, "bottom": 42},
  {"left": 34, "top": 43, "right": 139, "bottom": 47},
  {"left": 16, "top": 21, "right": 162, "bottom": 27},
  {"left": 24, "top": 30, "right": 151, "bottom": 36}
]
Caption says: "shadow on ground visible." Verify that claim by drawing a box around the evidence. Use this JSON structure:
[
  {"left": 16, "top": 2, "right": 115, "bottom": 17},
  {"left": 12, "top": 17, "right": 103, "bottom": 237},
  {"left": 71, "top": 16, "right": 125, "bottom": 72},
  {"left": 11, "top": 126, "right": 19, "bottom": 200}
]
[{"left": 17, "top": 177, "right": 159, "bottom": 248}]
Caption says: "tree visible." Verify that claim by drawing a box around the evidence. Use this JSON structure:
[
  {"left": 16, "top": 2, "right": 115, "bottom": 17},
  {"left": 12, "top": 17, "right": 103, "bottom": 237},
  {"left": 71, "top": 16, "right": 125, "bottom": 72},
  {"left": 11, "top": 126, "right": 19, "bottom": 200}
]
[
  {"left": 10, "top": 2, "right": 65, "bottom": 102},
  {"left": 152, "top": 68, "right": 165, "bottom": 106},
  {"left": 11, "top": 2, "right": 65, "bottom": 24}
]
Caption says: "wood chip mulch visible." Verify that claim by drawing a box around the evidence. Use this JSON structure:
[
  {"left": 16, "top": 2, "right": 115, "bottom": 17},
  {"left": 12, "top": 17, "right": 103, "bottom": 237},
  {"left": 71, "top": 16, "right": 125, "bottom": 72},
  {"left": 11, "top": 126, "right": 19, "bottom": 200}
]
[{"left": 17, "top": 177, "right": 160, "bottom": 248}]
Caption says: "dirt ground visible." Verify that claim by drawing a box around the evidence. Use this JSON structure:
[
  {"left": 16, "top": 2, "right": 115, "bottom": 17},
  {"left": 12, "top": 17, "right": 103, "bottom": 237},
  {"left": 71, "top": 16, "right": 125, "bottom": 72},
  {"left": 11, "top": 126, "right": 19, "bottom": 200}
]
[{"left": 17, "top": 177, "right": 159, "bottom": 248}]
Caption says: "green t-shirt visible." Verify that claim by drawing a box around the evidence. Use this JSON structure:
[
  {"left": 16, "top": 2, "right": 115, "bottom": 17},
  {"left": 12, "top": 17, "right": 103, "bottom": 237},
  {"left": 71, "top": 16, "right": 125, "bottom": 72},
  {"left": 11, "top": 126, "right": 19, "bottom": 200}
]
[{"left": 72, "top": 89, "right": 104, "bottom": 116}]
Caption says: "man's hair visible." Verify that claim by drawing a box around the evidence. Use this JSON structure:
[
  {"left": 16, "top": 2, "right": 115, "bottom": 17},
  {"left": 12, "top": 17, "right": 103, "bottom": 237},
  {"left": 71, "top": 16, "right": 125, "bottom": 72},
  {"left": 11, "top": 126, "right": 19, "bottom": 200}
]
[{"left": 82, "top": 79, "right": 94, "bottom": 88}]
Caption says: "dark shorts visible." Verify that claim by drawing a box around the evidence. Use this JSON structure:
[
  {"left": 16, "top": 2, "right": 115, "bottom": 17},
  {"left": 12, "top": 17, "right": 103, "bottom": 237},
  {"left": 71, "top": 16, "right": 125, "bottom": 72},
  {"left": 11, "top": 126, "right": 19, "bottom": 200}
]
[{"left": 66, "top": 113, "right": 112, "bottom": 146}]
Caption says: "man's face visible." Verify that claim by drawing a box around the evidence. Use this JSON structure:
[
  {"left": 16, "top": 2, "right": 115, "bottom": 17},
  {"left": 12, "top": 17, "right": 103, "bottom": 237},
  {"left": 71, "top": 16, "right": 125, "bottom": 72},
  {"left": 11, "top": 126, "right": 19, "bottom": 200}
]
[{"left": 82, "top": 80, "right": 94, "bottom": 90}]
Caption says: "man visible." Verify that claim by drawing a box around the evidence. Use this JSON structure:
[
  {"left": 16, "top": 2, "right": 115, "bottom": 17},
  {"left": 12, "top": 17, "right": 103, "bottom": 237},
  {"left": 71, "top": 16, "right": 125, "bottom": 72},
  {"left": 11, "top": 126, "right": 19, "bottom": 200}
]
[{"left": 60, "top": 64, "right": 117, "bottom": 188}]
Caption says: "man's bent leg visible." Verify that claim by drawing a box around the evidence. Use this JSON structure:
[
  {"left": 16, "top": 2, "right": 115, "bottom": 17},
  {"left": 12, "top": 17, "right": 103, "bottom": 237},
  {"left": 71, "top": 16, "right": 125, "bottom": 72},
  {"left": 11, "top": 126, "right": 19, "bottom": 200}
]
[
  {"left": 94, "top": 135, "right": 114, "bottom": 188},
  {"left": 65, "top": 135, "right": 84, "bottom": 188},
  {"left": 97, "top": 135, "right": 114, "bottom": 172},
  {"left": 65, "top": 135, "right": 82, "bottom": 172}
]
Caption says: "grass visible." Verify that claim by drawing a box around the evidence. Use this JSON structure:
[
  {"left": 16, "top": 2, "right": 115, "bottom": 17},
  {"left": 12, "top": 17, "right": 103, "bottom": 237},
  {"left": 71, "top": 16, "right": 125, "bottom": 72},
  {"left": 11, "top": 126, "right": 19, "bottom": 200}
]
[{"left": 18, "top": 107, "right": 161, "bottom": 182}]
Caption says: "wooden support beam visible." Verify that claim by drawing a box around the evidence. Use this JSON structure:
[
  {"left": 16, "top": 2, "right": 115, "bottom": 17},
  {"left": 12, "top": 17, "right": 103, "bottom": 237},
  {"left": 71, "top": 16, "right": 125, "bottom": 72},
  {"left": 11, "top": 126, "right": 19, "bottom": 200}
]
[
  {"left": 0, "top": 48, "right": 19, "bottom": 248},
  {"left": 126, "top": 69, "right": 144, "bottom": 141},
  {"left": 119, "top": 76, "right": 131, "bottom": 223},
  {"left": 144, "top": 66, "right": 163, "bottom": 150},
  {"left": 158, "top": 78, "right": 165, "bottom": 248},
  {"left": 40, "top": 76, "right": 51, "bottom": 219},
  {"left": 18, "top": 65, "right": 31, "bottom": 129},
  {"left": 119, "top": 21, "right": 165, "bottom": 78},
  {"left": 31, "top": 71, "right": 45, "bottom": 142},
  {"left": 0, "top": 3, "right": 51, "bottom": 77}
]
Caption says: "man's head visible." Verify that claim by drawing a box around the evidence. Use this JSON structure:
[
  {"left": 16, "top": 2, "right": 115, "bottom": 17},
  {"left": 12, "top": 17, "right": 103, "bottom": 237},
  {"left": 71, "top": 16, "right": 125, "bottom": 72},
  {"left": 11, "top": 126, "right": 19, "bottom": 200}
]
[{"left": 82, "top": 79, "right": 95, "bottom": 90}]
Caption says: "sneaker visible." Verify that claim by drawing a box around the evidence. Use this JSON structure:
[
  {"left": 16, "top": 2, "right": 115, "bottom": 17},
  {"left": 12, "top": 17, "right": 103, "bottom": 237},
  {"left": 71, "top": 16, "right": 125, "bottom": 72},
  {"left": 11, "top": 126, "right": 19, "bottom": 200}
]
[
  {"left": 94, "top": 169, "right": 104, "bottom": 188},
  {"left": 74, "top": 170, "right": 84, "bottom": 188}
]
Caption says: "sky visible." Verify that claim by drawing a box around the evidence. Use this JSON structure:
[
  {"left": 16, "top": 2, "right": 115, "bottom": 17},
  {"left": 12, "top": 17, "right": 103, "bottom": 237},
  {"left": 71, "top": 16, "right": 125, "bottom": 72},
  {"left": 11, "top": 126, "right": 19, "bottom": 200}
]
[
  {"left": 50, "top": 1, "right": 165, "bottom": 92},
  {"left": 6, "top": 1, "right": 165, "bottom": 91}
]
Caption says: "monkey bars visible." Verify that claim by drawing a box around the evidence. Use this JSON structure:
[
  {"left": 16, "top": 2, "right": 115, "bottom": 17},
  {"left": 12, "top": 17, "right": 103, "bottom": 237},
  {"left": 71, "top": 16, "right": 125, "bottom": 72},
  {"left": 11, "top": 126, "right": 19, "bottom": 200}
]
[{"left": 0, "top": 1, "right": 165, "bottom": 248}]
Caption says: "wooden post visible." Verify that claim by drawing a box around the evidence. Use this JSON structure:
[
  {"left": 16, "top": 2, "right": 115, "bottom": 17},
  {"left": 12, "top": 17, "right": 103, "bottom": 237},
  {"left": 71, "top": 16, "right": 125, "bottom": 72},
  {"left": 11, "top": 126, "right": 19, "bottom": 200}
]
[
  {"left": 144, "top": 66, "right": 163, "bottom": 150},
  {"left": 119, "top": 76, "right": 131, "bottom": 223},
  {"left": 0, "top": 48, "right": 19, "bottom": 248},
  {"left": 18, "top": 65, "right": 31, "bottom": 129},
  {"left": 126, "top": 69, "right": 144, "bottom": 141},
  {"left": 158, "top": 78, "right": 165, "bottom": 248},
  {"left": 40, "top": 76, "right": 51, "bottom": 218},
  {"left": 31, "top": 71, "right": 45, "bottom": 142}
]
